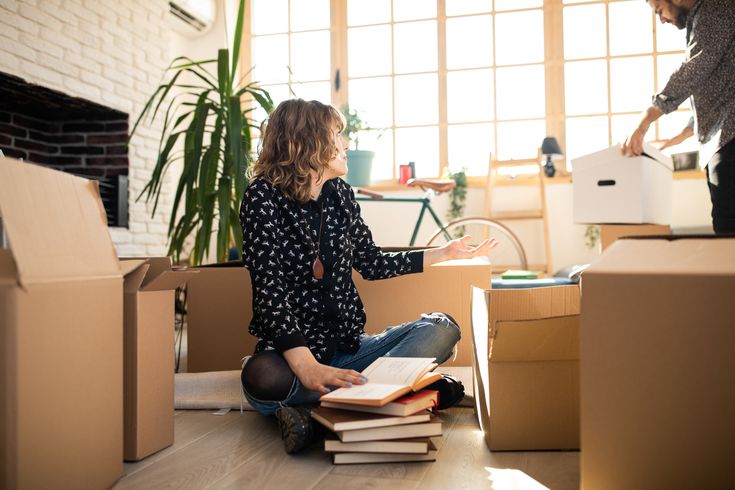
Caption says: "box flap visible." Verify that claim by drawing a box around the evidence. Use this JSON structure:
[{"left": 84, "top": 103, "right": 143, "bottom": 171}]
[
  {"left": 123, "top": 262, "right": 149, "bottom": 293},
  {"left": 491, "top": 315, "right": 579, "bottom": 362},
  {"left": 573, "top": 143, "right": 673, "bottom": 172},
  {"left": 0, "top": 158, "right": 121, "bottom": 284},
  {"left": 140, "top": 270, "right": 198, "bottom": 291},
  {"left": 588, "top": 236, "right": 735, "bottom": 275},
  {"left": 488, "top": 285, "right": 581, "bottom": 323}
]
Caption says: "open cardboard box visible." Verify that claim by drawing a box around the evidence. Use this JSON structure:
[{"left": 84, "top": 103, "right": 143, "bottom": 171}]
[
  {"left": 0, "top": 157, "right": 124, "bottom": 488},
  {"left": 599, "top": 223, "right": 670, "bottom": 252},
  {"left": 581, "top": 236, "right": 735, "bottom": 489},
  {"left": 573, "top": 143, "right": 673, "bottom": 225},
  {"left": 471, "top": 284, "right": 581, "bottom": 451},
  {"left": 121, "top": 257, "right": 196, "bottom": 461}
]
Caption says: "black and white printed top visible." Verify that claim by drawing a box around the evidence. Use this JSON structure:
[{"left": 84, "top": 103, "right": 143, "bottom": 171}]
[
  {"left": 653, "top": 0, "right": 735, "bottom": 152},
  {"left": 239, "top": 177, "right": 424, "bottom": 362}
]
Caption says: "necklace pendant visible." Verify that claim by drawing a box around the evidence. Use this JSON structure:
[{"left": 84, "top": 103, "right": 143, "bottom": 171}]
[{"left": 312, "top": 256, "right": 324, "bottom": 280}]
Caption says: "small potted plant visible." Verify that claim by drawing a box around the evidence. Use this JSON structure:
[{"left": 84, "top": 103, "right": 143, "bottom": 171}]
[{"left": 341, "top": 105, "right": 375, "bottom": 187}]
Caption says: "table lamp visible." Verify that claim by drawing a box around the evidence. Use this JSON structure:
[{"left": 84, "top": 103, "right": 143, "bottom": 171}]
[{"left": 540, "top": 136, "right": 563, "bottom": 178}]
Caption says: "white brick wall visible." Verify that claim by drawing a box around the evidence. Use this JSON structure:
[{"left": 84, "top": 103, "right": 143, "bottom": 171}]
[{"left": 0, "top": 0, "right": 174, "bottom": 257}]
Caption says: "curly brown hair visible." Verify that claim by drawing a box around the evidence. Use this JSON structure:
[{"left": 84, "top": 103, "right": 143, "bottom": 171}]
[{"left": 250, "top": 99, "right": 345, "bottom": 203}]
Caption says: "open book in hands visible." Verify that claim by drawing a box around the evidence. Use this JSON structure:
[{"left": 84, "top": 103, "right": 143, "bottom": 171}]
[{"left": 320, "top": 357, "right": 441, "bottom": 407}]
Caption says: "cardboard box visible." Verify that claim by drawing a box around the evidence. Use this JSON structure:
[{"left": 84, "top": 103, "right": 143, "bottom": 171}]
[
  {"left": 599, "top": 223, "right": 670, "bottom": 252},
  {"left": 471, "top": 284, "right": 581, "bottom": 450},
  {"left": 121, "top": 257, "right": 196, "bottom": 461},
  {"left": 186, "top": 262, "right": 257, "bottom": 372},
  {"left": 0, "top": 158, "right": 123, "bottom": 489},
  {"left": 581, "top": 236, "right": 735, "bottom": 490},
  {"left": 355, "top": 258, "right": 493, "bottom": 367},
  {"left": 573, "top": 143, "right": 673, "bottom": 224}
]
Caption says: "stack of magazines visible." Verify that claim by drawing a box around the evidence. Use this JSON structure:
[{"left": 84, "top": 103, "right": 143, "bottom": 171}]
[{"left": 313, "top": 357, "right": 443, "bottom": 464}]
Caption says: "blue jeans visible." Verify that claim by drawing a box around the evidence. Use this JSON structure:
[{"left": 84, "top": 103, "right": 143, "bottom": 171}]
[{"left": 242, "top": 312, "right": 460, "bottom": 416}]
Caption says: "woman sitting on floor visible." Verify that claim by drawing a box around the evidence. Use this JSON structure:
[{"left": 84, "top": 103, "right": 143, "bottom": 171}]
[{"left": 239, "top": 98, "right": 497, "bottom": 454}]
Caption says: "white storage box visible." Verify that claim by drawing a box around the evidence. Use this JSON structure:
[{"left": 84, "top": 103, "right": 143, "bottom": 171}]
[{"left": 572, "top": 143, "right": 673, "bottom": 225}]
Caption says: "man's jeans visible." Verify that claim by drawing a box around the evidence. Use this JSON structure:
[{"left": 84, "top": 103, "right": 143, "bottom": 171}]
[{"left": 243, "top": 312, "right": 460, "bottom": 416}]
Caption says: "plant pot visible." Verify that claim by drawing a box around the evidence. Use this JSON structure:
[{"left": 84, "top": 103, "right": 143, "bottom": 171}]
[{"left": 345, "top": 150, "right": 375, "bottom": 187}]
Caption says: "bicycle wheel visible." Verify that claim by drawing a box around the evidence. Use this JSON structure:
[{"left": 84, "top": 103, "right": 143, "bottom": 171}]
[{"left": 426, "top": 217, "right": 529, "bottom": 271}]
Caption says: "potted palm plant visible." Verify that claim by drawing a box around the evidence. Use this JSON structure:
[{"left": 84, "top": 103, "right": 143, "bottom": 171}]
[
  {"left": 130, "top": 0, "right": 273, "bottom": 265},
  {"left": 341, "top": 105, "right": 375, "bottom": 187}
]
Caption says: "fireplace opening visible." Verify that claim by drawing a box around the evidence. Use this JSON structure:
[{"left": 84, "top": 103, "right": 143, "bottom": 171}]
[{"left": 0, "top": 72, "right": 130, "bottom": 227}]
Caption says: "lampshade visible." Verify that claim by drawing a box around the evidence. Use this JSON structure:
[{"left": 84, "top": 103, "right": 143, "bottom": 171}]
[{"left": 541, "top": 136, "right": 563, "bottom": 159}]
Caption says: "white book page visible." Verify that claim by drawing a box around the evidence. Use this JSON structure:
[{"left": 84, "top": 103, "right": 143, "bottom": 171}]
[
  {"left": 321, "top": 383, "right": 400, "bottom": 401},
  {"left": 361, "top": 357, "right": 436, "bottom": 386}
]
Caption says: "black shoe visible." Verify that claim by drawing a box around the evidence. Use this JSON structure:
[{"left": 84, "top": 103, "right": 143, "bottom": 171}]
[
  {"left": 275, "top": 406, "right": 314, "bottom": 454},
  {"left": 426, "top": 374, "right": 465, "bottom": 410}
]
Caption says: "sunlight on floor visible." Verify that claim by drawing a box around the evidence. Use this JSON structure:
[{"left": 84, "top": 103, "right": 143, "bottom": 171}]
[{"left": 485, "top": 467, "right": 549, "bottom": 490}]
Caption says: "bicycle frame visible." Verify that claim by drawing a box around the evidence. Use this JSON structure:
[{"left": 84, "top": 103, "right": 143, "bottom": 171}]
[{"left": 357, "top": 194, "right": 453, "bottom": 245}]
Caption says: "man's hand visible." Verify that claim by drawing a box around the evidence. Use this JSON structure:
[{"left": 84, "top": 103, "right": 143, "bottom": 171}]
[
  {"left": 622, "top": 106, "right": 663, "bottom": 156},
  {"left": 283, "top": 346, "right": 367, "bottom": 394}
]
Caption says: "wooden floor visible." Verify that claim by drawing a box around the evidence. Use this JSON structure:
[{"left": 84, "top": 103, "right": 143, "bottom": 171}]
[{"left": 114, "top": 407, "right": 579, "bottom": 490}]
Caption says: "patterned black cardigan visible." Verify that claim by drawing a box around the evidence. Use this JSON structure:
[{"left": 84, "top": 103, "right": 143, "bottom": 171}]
[{"left": 239, "top": 177, "right": 424, "bottom": 362}]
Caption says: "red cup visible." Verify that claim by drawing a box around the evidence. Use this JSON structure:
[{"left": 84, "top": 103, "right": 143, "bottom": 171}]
[{"left": 399, "top": 165, "right": 412, "bottom": 184}]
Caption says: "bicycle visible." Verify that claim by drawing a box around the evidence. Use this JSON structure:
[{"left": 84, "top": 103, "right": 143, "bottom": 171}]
[{"left": 356, "top": 178, "right": 528, "bottom": 271}]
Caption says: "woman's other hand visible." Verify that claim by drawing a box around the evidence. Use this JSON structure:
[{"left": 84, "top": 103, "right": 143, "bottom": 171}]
[
  {"left": 283, "top": 346, "right": 367, "bottom": 394},
  {"left": 424, "top": 235, "right": 498, "bottom": 267}
]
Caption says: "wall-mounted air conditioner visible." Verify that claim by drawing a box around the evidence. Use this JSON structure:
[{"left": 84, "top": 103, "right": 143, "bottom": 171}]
[{"left": 168, "top": 0, "right": 216, "bottom": 37}]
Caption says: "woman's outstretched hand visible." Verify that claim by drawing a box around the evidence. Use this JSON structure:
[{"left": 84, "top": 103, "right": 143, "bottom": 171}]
[
  {"left": 424, "top": 235, "right": 498, "bottom": 267},
  {"left": 283, "top": 346, "right": 367, "bottom": 394}
]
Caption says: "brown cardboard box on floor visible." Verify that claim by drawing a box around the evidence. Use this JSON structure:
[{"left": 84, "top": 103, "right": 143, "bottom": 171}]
[
  {"left": 185, "top": 262, "right": 257, "bottom": 372},
  {"left": 471, "top": 284, "right": 581, "bottom": 451},
  {"left": 0, "top": 158, "right": 123, "bottom": 489},
  {"left": 581, "top": 236, "right": 735, "bottom": 490},
  {"left": 599, "top": 223, "right": 670, "bottom": 252},
  {"left": 120, "top": 257, "right": 196, "bottom": 461},
  {"left": 355, "top": 258, "right": 493, "bottom": 367}
]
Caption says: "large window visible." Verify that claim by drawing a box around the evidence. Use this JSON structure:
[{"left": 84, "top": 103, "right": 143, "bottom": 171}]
[{"left": 245, "top": 0, "right": 688, "bottom": 183}]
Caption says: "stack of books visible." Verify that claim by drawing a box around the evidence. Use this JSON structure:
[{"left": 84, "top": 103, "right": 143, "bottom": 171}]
[{"left": 313, "top": 357, "right": 444, "bottom": 464}]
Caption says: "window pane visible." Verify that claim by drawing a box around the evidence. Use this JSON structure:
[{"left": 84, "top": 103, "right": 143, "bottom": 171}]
[
  {"left": 253, "top": 84, "right": 291, "bottom": 123},
  {"left": 358, "top": 129, "right": 394, "bottom": 180},
  {"left": 348, "top": 25, "right": 392, "bottom": 77},
  {"left": 447, "top": 69, "right": 493, "bottom": 123},
  {"left": 495, "top": 10, "right": 544, "bottom": 65},
  {"left": 496, "top": 120, "right": 545, "bottom": 160},
  {"left": 494, "top": 0, "right": 542, "bottom": 11},
  {"left": 610, "top": 56, "right": 654, "bottom": 113},
  {"left": 394, "top": 21, "right": 437, "bottom": 74},
  {"left": 656, "top": 53, "right": 686, "bottom": 92},
  {"left": 349, "top": 77, "right": 393, "bottom": 128},
  {"left": 347, "top": 0, "right": 391, "bottom": 26},
  {"left": 448, "top": 123, "right": 495, "bottom": 176},
  {"left": 565, "top": 59, "right": 607, "bottom": 116},
  {"left": 252, "top": 0, "right": 287, "bottom": 34},
  {"left": 446, "top": 0, "right": 491, "bottom": 16},
  {"left": 393, "top": 0, "right": 436, "bottom": 21},
  {"left": 289, "top": 81, "right": 331, "bottom": 103},
  {"left": 563, "top": 4, "right": 606, "bottom": 60},
  {"left": 446, "top": 15, "right": 493, "bottom": 69},
  {"left": 609, "top": 1, "right": 652, "bottom": 56},
  {"left": 496, "top": 65, "right": 545, "bottom": 120},
  {"left": 656, "top": 22, "right": 686, "bottom": 52},
  {"left": 290, "top": 31, "right": 330, "bottom": 82},
  {"left": 610, "top": 113, "right": 647, "bottom": 146},
  {"left": 394, "top": 74, "right": 438, "bottom": 126},
  {"left": 290, "top": 0, "right": 330, "bottom": 31},
  {"left": 252, "top": 35, "right": 289, "bottom": 84},
  {"left": 395, "top": 126, "right": 439, "bottom": 177},
  {"left": 567, "top": 116, "right": 608, "bottom": 163}
]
